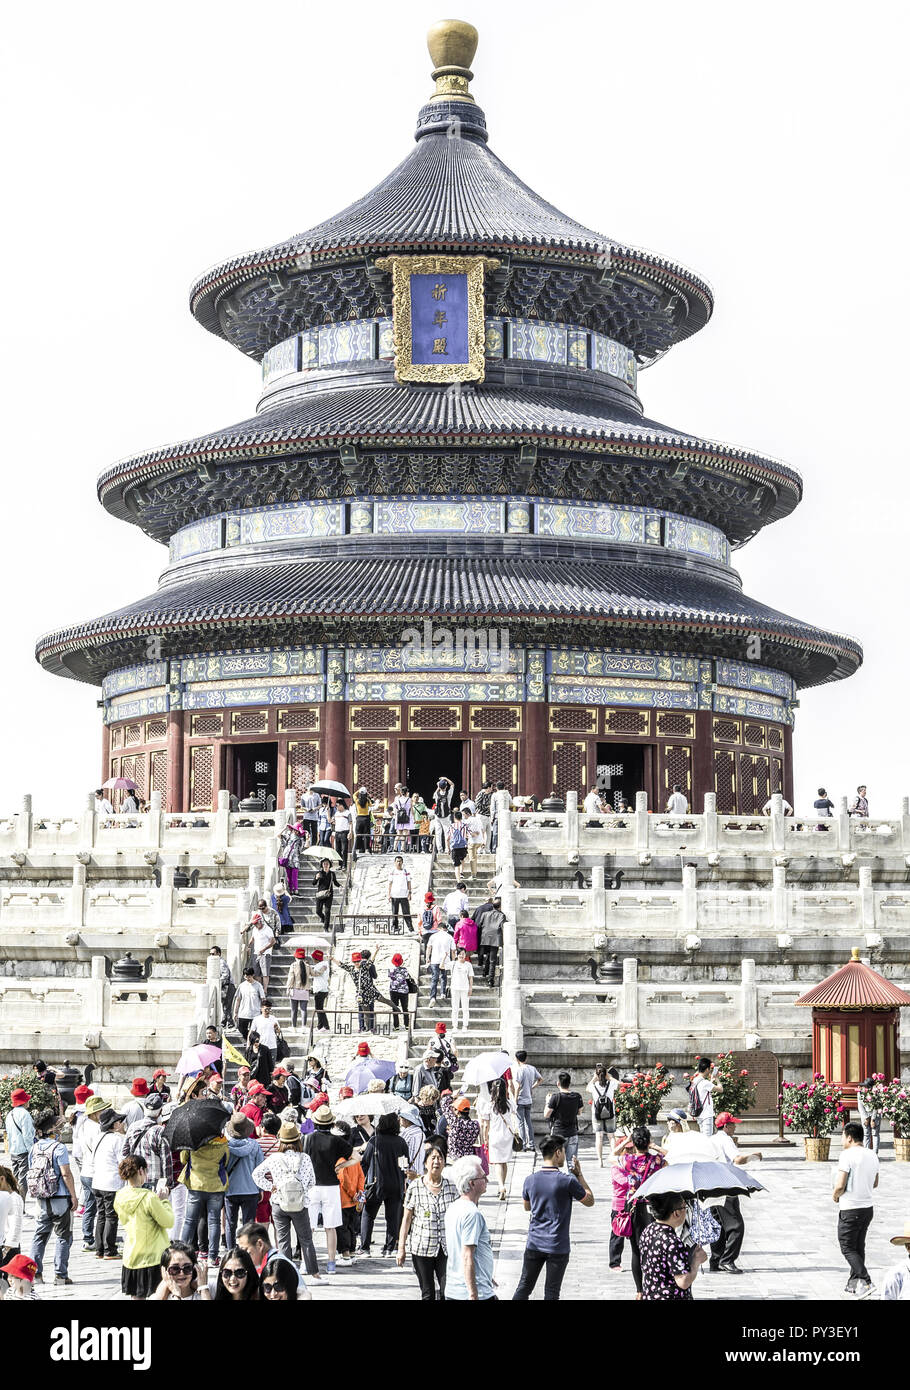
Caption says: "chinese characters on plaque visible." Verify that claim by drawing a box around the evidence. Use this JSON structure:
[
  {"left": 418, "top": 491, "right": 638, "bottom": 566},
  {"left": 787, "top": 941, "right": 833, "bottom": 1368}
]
[{"left": 374, "top": 254, "right": 497, "bottom": 383}]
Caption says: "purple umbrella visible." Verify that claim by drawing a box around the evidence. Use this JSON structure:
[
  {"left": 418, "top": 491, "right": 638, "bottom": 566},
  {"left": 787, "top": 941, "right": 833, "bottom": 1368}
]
[
  {"left": 176, "top": 1043, "right": 222, "bottom": 1075},
  {"left": 102, "top": 776, "right": 139, "bottom": 791},
  {"left": 344, "top": 1058, "right": 397, "bottom": 1092}
]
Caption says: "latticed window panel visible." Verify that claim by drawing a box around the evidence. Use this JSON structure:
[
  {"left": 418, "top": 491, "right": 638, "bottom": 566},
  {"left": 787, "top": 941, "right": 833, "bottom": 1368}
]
[
  {"left": 549, "top": 706, "right": 596, "bottom": 733},
  {"left": 738, "top": 754, "right": 755, "bottom": 814},
  {"left": 408, "top": 705, "right": 462, "bottom": 732},
  {"left": 287, "top": 741, "right": 320, "bottom": 797},
  {"left": 480, "top": 740, "right": 517, "bottom": 788},
  {"left": 743, "top": 722, "right": 766, "bottom": 748},
  {"left": 119, "top": 753, "right": 147, "bottom": 799},
  {"left": 190, "top": 745, "right": 215, "bottom": 812},
  {"left": 352, "top": 741, "right": 390, "bottom": 797},
  {"left": 278, "top": 707, "right": 321, "bottom": 732},
  {"left": 604, "top": 708, "right": 650, "bottom": 736},
  {"left": 713, "top": 750, "right": 737, "bottom": 813},
  {"left": 192, "top": 714, "right": 223, "bottom": 736},
  {"left": 150, "top": 751, "right": 168, "bottom": 800},
  {"left": 662, "top": 744, "right": 692, "bottom": 801},
  {"left": 231, "top": 710, "right": 268, "bottom": 735},
  {"left": 110, "top": 726, "right": 122, "bottom": 750},
  {"left": 349, "top": 705, "right": 401, "bottom": 731},
  {"left": 770, "top": 758, "right": 784, "bottom": 794},
  {"left": 552, "top": 741, "right": 587, "bottom": 796},
  {"left": 752, "top": 754, "right": 770, "bottom": 811},
  {"left": 145, "top": 718, "right": 167, "bottom": 743},
  {"left": 713, "top": 718, "right": 741, "bottom": 745},
  {"left": 655, "top": 711, "right": 694, "bottom": 739},
  {"left": 124, "top": 724, "right": 142, "bottom": 746},
  {"left": 768, "top": 726, "right": 783, "bottom": 751},
  {"left": 469, "top": 704, "right": 521, "bottom": 731},
  {"left": 109, "top": 757, "right": 120, "bottom": 781}
]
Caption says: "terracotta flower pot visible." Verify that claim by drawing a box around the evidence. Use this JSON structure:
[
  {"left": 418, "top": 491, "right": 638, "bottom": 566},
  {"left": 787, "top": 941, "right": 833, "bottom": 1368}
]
[
  {"left": 894, "top": 1137, "right": 910, "bottom": 1163},
  {"left": 803, "top": 1136, "right": 831, "bottom": 1162}
]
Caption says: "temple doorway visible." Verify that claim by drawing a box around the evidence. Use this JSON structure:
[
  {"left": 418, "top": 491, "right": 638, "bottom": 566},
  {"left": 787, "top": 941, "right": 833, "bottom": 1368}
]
[
  {"left": 231, "top": 741, "right": 278, "bottom": 805},
  {"left": 595, "top": 742, "right": 646, "bottom": 808},
  {"left": 401, "top": 739, "right": 467, "bottom": 803}
]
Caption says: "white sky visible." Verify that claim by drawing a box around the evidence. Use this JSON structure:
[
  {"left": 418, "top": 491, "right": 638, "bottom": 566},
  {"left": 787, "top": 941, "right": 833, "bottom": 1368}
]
[{"left": 2, "top": 0, "right": 907, "bottom": 813}]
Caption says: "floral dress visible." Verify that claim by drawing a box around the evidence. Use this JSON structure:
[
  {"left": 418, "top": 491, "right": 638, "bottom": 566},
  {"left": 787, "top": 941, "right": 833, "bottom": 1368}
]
[
  {"left": 639, "top": 1221, "right": 693, "bottom": 1300},
  {"left": 439, "top": 1092, "right": 480, "bottom": 1159},
  {"left": 338, "top": 959, "right": 380, "bottom": 1006}
]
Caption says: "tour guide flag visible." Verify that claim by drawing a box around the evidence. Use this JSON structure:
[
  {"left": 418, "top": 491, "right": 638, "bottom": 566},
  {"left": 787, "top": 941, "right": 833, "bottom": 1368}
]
[{"left": 222, "top": 1035, "right": 248, "bottom": 1068}]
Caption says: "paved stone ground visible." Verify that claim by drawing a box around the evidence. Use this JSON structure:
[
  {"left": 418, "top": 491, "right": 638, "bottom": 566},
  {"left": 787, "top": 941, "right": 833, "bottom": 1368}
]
[{"left": 16, "top": 1136, "right": 910, "bottom": 1302}]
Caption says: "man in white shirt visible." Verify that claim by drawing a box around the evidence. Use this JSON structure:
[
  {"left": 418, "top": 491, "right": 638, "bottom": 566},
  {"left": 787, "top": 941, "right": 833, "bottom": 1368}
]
[
  {"left": 666, "top": 784, "right": 689, "bottom": 816},
  {"left": 833, "top": 1120, "right": 880, "bottom": 1298},
  {"left": 387, "top": 856, "right": 413, "bottom": 933},
  {"left": 249, "top": 1001, "right": 280, "bottom": 1053},
  {"left": 708, "top": 1112, "right": 762, "bottom": 1274},
  {"left": 514, "top": 1051, "right": 542, "bottom": 1151},
  {"left": 762, "top": 796, "right": 794, "bottom": 816},
  {"left": 428, "top": 923, "right": 455, "bottom": 1004},
  {"left": 583, "top": 788, "right": 604, "bottom": 816},
  {"left": 443, "top": 883, "right": 469, "bottom": 926},
  {"left": 233, "top": 969, "right": 266, "bottom": 1041},
  {"left": 465, "top": 813, "right": 486, "bottom": 879},
  {"left": 688, "top": 1056, "right": 721, "bottom": 1136},
  {"left": 251, "top": 913, "right": 276, "bottom": 992},
  {"left": 449, "top": 948, "right": 474, "bottom": 1031},
  {"left": 459, "top": 790, "right": 476, "bottom": 816},
  {"left": 94, "top": 789, "right": 114, "bottom": 816}
]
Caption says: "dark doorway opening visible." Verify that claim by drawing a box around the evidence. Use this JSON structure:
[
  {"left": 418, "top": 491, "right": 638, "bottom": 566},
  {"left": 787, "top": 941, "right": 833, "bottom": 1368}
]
[
  {"left": 595, "top": 742, "right": 646, "bottom": 808},
  {"left": 232, "top": 742, "right": 278, "bottom": 805},
  {"left": 402, "top": 740, "right": 466, "bottom": 803}
]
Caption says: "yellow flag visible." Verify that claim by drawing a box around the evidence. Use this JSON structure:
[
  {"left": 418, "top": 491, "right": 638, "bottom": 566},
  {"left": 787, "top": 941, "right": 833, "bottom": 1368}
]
[{"left": 221, "top": 1036, "right": 248, "bottom": 1069}]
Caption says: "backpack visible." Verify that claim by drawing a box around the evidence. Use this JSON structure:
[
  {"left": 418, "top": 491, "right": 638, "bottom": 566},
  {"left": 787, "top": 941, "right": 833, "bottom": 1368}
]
[
  {"left": 272, "top": 1154, "right": 305, "bottom": 1213},
  {"left": 687, "top": 1079, "right": 706, "bottom": 1117},
  {"left": 451, "top": 825, "right": 467, "bottom": 849},
  {"left": 27, "top": 1140, "right": 61, "bottom": 1200},
  {"left": 593, "top": 1084, "right": 614, "bottom": 1122},
  {"left": 421, "top": 907, "right": 435, "bottom": 932}
]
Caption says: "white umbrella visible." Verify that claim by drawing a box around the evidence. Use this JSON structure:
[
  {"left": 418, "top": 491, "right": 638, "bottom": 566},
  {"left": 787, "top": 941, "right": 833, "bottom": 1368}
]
[
  {"left": 300, "top": 844, "right": 343, "bottom": 867},
  {"left": 334, "top": 1092, "right": 408, "bottom": 1119},
  {"left": 309, "top": 780, "right": 351, "bottom": 798},
  {"left": 284, "top": 933, "right": 332, "bottom": 950},
  {"left": 460, "top": 1051, "right": 513, "bottom": 1086},
  {"left": 634, "top": 1161, "right": 766, "bottom": 1202}
]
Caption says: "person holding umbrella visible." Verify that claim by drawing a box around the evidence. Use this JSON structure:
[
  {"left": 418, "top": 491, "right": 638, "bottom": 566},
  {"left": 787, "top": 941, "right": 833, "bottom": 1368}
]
[
  {"left": 277, "top": 820, "right": 304, "bottom": 894},
  {"left": 709, "top": 1112, "right": 761, "bottom": 1275},
  {"left": 165, "top": 1101, "right": 230, "bottom": 1271},
  {"left": 639, "top": 1191, "right": 708, "bottom": 1300},
  {"left": 313, "top": 857, "right": 342, "bottom": 930}
]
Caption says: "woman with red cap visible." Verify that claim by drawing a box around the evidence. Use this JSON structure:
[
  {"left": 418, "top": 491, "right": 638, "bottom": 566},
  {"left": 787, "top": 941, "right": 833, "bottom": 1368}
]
[
  {"left": 0, "top": 1252, "right": 39, "bottom": 1300},
  {"left": 124, "top": 1078, "right": 150, "bottom": 1129},
  {"left": 419, "top": 892, "right": 442, "bottom": 964},
  {"left": 151, "top": 1070, "right": 171, "bottom": 1103},
  {"left": 286, "top": 949, "right": 310, "bottom": 1030},
  {"left": 310, "top": 951, "right": 330, "bottom": 1033},
  {"left": 230, "top": 1066, "right": 253, "bottom": 1112},
  {"left": 388, "top": 953, "right": 412, "bottom": 1031},
  {"left": 333, "top": 948, "right": 384, "bottom": 1033}
]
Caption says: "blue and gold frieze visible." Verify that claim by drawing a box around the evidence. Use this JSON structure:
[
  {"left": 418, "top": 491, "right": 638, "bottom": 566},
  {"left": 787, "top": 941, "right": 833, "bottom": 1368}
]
[
  {"left": 664, "top": 517, "right": 731, "bottom": 566},
  {"left": 102, "top": 661, "right": 170, "bottom": 700},
  {"left": 374, "top": 498, "right": 504, "bottom": 535},
  {"left": 179, "top": 649, "right": 323, "bottom": 683},
  {"left": 714, "top": 692, "right": 792, "bottom": 725},
  {"left": 239, "top": 502, "right": 344, "bottom": 545},
  {"left": 526, "top": 648, "right": 546, "bottom": 701},
  {"left": 714, "top": 658, "right": 794, "bottom": 699},
  {"left": 537, "top": 502, "right": 645, "bottom": 545},
  {"left": 550, "top": 680, "right": 699, "bottom": 709},
  {"left": 348, "top": 677, "right": 523, "bottom": 702},
  {"left": 548, "top": 651, "right": 700, "bottom": 682},
  {"left": 347, "top": 636, "right": 524, "bottom": 675},
  {"left": 259, "top": 318, "right": 637, "bottom": 389},
  {"left": 183, "top": 680, "right": 324, "bottom": 710},
  {"left": 105, "top": 691, "right": 169, "bottom": 722},
  {"left": 168, "top": 517, "right": 223, "bottom": 564}
]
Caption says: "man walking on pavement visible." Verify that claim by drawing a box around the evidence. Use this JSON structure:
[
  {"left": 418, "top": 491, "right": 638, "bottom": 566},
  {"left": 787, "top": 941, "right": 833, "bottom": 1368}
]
[
  {"left": 233, "top": 968, "right": 266, "bottom": 1042},
  {"left": 513, "top": 1050, "right": 542, "bottom": 1151},
  {"left": 833, "top": 1120, "right": 880, "bottom": 1298},
  {"left": 428, "top": 921, "right": 455, "bottom": 1005},
  {"left": 478, "top": 897, "right": 505, "bottom": 984},
  {"left": 28, "top": 1110, "right": 79, "bottom": 1286},
  {"left": 444, "top": 1155, "right": 495, "bottom": 1301},
  {"left": 5, "top": 1088, "right": 35, "bottom": 1198},
  {"left": 512, "top": 1136, "right": 594, "bottom": 1300},
  {"left": 688, "top": 1056, "right": 721, "bottom": 1137},
  {"left": 708, "top": 1112, "right": 761, "bottom": 1275}
]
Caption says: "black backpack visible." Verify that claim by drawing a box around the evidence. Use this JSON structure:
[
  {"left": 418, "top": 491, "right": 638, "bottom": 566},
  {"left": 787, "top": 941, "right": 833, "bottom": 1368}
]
[{"left": 593, "top": 1084, "right": 614, "bottom": 1122}]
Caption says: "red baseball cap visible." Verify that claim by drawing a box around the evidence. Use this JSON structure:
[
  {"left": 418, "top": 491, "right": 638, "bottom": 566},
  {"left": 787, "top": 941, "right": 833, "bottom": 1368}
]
[
  {"left": 152, "top": 1069, "right": 168, "bottom": 1080},
  {"left": 352, "top": 952, "right": 362, "bottom": 963},
  {"left": 715, "top": 1112, "right": 742, "bottom": 1128},
  {"left": 338, "top": 1086, "right": 354, "bottom": 1099},
  {"left": 307, "top": 1092, "right": 330, "bottom": 1112},
  {"left": 294, "top": 948, "right": 306, "bottom": 959},
  {"left": 248, "top": 1083, "right": 273, "bottom": 1098},
  {"left": 272, "top": 1068, "right": 289, "bottom": 1079}
]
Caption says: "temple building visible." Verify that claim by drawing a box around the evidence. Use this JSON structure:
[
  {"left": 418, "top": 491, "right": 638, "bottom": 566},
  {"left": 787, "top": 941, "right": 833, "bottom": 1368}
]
[{"left": 37, "top": 21, "right": 860, "bottom": 813}]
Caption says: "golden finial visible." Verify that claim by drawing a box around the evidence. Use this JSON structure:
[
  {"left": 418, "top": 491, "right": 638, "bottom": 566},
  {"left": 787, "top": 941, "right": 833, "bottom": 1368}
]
[{"left": 427, "top": 19, "right": 478, "bottom": 104}]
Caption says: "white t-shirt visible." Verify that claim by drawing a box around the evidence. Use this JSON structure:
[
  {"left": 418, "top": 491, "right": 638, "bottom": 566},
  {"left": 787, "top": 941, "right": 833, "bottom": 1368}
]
[
  {"left": 334, "top": 808, "right": 351, "bottom": 832},
  {"left": 583, "top": 790, "right": 603, "bottom": 815},
  {"left": 763, "top": 798, "right": 793, "bottom": 815},
  {"left": 450, "top": 960, "right": 474, "bottom": 992},
  {"left": 251, "top": 1013, "right": 279, "bottom": 1049},
  {"left": 443, "top": 890, "right": 468, "bottom": 919},
  {"left": 236, "top": 979, "right": 265, "bottom": 1019},
  {"left": 667, "top": 792, "right": 689, "bottom": 815},
  {"left": 693, "top": 1076, "right": 715, "bottom": 1119},
  {"left": 712, "top": 1129, "right": 739, "bottom": 1163},
  {"left": 0, "top": 1189, "right": 24, "bottom": 1247},
  {"left": 93, "top": 1131, "right": 126, "bottom": 1190},
  {"left": 837, "top": 1145, "right": 879, "bottom": 1209},
  {"left": 429, "top": 932, "right": 455, "bottom": 966},
  {"left": 388, "top": 868, "right": 411, "bottom": 897},
  {"left": 252, "top": 924, "right": 275, "bottom": 956},
  {"left": 465, "top": 815, "right": 485, "bottom": 846}
]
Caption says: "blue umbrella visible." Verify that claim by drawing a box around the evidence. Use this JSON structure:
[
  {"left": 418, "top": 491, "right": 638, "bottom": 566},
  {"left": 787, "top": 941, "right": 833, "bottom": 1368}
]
[
  {"left": 633, "top": 1161, "right": 766, "bottom": 1202},
  {"left": 344, "top": 1058, "right": 397, "bottom": 1092}
]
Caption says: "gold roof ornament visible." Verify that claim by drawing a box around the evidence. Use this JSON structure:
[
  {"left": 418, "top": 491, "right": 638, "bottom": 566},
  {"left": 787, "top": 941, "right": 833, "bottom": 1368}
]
[{"left": 427, "top": 18, "right": 478, "bottom": 104}]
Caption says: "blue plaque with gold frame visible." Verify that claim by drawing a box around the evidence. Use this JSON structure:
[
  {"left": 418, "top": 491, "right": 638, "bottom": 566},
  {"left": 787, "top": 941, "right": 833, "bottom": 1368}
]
[{"left": 375, "top": 254, "right": 498, "bottom": 384}]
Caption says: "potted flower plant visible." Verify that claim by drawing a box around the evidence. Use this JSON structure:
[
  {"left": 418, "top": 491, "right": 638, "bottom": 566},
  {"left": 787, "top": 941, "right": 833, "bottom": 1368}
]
[
  {"left": 883, "top": 1080, "right": 910, "bottom": 1162},
  {"left": 684, "top": 1051, "right": 758, "bottom": 1119},
  {"left": 613, "top": 1062, "right": 675, "bottom": 1130},
  {"left": 778, "top": 1074, "right": 846, "bottom": 1160}
]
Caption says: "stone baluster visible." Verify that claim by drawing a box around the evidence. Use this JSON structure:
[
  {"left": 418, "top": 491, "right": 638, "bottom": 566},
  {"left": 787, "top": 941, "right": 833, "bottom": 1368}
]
[
  {"left": 565, "top": 789, "right": 579, "bottom": 862},
  {"left": 837, "top": 796, "right": 850, "bottom": 851},
  {"left": 148, "top": 790, "right": 162, "bottom": 849},
  {"left": 228, "top": 902, "right": 245, "bottom": 988},
  {"left": 283, "top": 787, "right": 297, "bottom": 833},
  {"left": 79, "top": 791, "right": 96, "bottom": 855},
  {"left": 682, "top": 863, "right": 698, "bottom": 933},
  {"left": 215, "top": 789, "right": 230, "bottom": 849},
  {"left": 158, "top": 863, "right": 175, "bottom": 928},
  {"left": 635, "top": 791, "right": 649, "bottom": 858},
  {"left": 741, "top": 957, "right": 758, "bottom": 1030},
  {"left": 248, "top": 865, "right": 263, "bottom": 914},
  {"left": 85, "top": 955, "right": 110, "bottom": 1042},
  {"left": 769, "top": 793, "right": 786, "bottom": 852},
  {"left": 902, "top": 797, "right": 910, "bottom": 854},
  {"left": 205, "top": 953, "right": 223, "bottom": 1028},
  {"left": 494, "top": 789, "right": 512, "bottom": 874},
  {"left": 16, "top": 794, "right": 32, "bottom": 852},
  {"left": 71, "top": 863, "right": 87, "bottom": 928},
  {"left": 858, "top": 865, "right": 875, "bottom": 931},
  {"left": 621, "top": 956, "right": 639, "bottom": 1031},
  {"left": 703, "top": 792, "right": 718, "bottom": 854},
  {"left": 772, "top": 863, "right": 788, "bottom": 930},
  {"left": 590, "top": 864, "right": 606, "bottom": 931}
]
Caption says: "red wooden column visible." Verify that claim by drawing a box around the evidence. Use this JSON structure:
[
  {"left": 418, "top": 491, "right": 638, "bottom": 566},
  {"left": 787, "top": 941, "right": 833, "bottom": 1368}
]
[
  {"left": 166, "top": 711, "right": 185, "bottom": 812},
  {"left": 524, "top": 701, "right": 548, "bottom": 802},
  {"left": 693, "top": 709, "right": 714, "bottom": 812},
  {"left": 323, "top": 700, "right": 347, "bottom": 784},
  {"left": 783, "top": 723, "right": 795, "bottom": 806},
  {"left": 100, "top": 722, "right": 111, "bottom": 785}
]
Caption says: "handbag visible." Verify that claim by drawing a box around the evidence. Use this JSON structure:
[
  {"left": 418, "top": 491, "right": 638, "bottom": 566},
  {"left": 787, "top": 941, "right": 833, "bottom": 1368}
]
[
  {"left": 406, "top": 973, "right": 418, "bottom": 995},
  {"left": 474, "top": 1143, "right": 490, "bottom": 1176},
  {"left": 275, "top": 1033, "right": 290, "bottom": 1062},
  {"left": 687, "top": 1199, "right": 722, "bottom": 1246}
]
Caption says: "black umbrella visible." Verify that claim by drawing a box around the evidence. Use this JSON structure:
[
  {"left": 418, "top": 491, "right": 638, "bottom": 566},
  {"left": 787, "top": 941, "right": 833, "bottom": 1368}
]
[{"left": 163, "top": 1100, "right": 229, "bottom": 1152}]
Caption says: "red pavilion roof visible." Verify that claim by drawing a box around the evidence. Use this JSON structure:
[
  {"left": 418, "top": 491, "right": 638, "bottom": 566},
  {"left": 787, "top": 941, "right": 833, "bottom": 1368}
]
[{"left": 795, "top": 950, "right": 910, "bottom": 1009}]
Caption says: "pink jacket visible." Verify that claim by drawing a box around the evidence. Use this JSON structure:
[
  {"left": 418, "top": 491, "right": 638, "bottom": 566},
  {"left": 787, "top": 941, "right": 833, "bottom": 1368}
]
[{"left": 453, "top": 917, "right": 478, "bottom": 953}]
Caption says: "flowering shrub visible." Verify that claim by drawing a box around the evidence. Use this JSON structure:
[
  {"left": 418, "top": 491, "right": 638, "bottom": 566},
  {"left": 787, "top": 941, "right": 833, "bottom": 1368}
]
[
  {"left": 684, "top": 1051, "right": 758, "bottom": 1118},
  {"left": 778, "top": 1074, "right": 846, "bottom": 1137},
  {"left": 613, "top": 1062, "right": 675, "bottom": 1128},
  {"left": 857, "top": 1074, "right": 889, "bottom": 1117},
  {"left": 883, "top": 1079, "right": 910, "bottom": 1135},
  {"left": 0, "top": 1069, "right": 59, "bottom": 1124}
]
